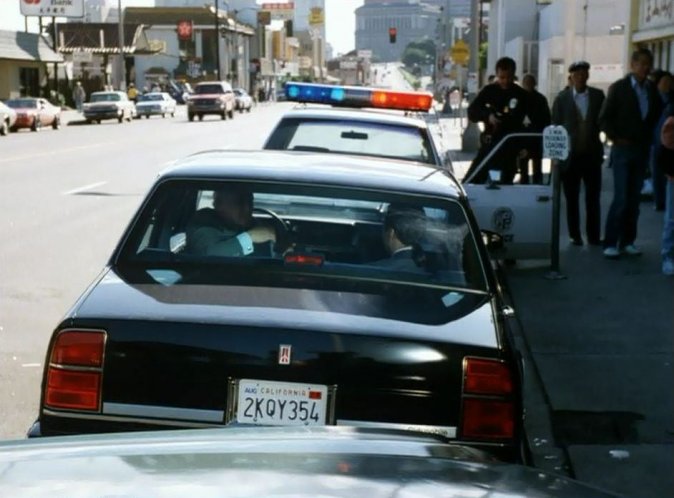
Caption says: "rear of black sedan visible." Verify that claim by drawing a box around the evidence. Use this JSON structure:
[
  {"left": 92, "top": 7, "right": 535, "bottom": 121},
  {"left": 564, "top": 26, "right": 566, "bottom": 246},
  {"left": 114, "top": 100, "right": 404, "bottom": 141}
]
[{"left": 29, "top": 151, "right": 524, "bottom": 461}]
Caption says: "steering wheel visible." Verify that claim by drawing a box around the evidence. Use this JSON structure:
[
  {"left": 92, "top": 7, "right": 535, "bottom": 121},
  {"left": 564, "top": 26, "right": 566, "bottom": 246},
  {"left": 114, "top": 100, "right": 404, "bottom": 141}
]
[{"left": 252, "top": 207, "right": 292, "bottom": 253}]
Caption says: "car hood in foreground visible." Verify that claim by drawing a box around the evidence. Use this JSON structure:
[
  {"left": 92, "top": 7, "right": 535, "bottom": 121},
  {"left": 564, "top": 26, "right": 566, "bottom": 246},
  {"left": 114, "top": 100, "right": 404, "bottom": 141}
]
[{"left": 0, "top": 427, "right": 623, "bottom": 498}]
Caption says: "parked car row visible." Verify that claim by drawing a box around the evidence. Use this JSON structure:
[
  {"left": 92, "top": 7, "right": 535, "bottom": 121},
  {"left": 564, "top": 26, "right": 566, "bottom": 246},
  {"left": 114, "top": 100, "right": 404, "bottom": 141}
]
[{"left": 0, "top": 84, "right": 256, "bottom": 134}]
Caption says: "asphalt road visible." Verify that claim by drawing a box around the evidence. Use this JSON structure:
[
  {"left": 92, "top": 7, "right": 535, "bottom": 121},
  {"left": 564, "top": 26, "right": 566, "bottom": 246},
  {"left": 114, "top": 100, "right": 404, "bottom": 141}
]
[{"left": 0, "top": 103, "right": 292, "bottom": 439}]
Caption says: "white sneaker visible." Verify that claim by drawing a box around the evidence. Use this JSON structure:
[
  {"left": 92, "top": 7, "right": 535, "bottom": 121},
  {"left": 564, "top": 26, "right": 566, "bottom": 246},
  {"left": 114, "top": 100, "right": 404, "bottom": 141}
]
[
  {"left": 603, "top": 247, "right": 620, "bottom": 258},
  {"left": 622, "top": 244, "right": 642, "bottom": 256},
  {"left": 663, "top": 259, "right": 674, "bottom": 276}
]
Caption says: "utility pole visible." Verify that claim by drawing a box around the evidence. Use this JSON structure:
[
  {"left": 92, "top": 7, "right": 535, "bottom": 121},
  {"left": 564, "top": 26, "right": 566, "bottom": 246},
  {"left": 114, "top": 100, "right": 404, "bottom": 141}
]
[
  {"left": 117, "top": 0, "right": 126, "bottom": 91},
  {"left": 215, "top": 0, "right": 221, "bottom": 80},
  {"left": 461, "top": 0, "right": 480, "bottom": 152}
]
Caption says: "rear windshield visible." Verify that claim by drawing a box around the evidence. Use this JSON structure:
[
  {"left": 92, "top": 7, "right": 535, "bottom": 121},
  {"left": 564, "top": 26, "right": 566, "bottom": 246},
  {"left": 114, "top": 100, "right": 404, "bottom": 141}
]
[
  {"left": 117, "top": 180, "right": 487, "bottom": 296},
  {"left": 265, "top": 118, "right": 436, "bottom": 165},
  {"left": 6, "top": 99, "right": 37, "bottom": 108},
  {"left": 196, "top": 84, "right": 225, "bottom": 94},
  {"left": 90, "top": 93, "right": 121, "bottom": 102}
]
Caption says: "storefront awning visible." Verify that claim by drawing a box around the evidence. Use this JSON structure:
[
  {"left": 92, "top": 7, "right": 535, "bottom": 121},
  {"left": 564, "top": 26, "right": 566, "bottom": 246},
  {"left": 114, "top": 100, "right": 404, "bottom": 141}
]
[
  {"left": 0, "top": 30, "right": 62, "bottom": 63},
  {"left": 57, "top": 23, "right": 158, "bottom": 55}
]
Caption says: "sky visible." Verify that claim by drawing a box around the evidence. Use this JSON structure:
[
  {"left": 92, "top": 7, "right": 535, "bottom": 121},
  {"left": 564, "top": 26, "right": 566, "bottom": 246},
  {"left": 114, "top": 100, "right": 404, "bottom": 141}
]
[{"left": 0, "top": 0, "right": 364, "bottom": 55}]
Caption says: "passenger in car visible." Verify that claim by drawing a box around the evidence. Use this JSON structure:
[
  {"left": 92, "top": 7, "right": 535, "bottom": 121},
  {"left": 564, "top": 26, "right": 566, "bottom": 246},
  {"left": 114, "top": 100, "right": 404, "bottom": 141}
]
[
  {"left": 374, "top": 204, "right": 427, "bottom": 271},
  {"left": 185, "top": 187, "right": 276, "bottom": 256}
]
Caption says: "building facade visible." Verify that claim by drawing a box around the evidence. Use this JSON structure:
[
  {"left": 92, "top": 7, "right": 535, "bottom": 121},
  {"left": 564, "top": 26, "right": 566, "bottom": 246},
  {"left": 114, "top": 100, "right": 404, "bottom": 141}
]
[
  {"left": 0, "top": 30, "right": 62, "bottom": 99},
  {"left": 538, "top": 0, "right": 628, "bottom": 103},
  {"left": 355, "top": 0, "right": 441, "bottom": 62},
  {"left": 626, "top": 0, "right": 674, "bottom": 72}
]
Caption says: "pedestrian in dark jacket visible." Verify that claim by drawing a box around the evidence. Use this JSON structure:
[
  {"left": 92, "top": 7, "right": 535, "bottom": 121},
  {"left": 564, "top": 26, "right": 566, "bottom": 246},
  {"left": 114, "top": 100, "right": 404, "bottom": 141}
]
[
  {"left": 521, "top": 73, "right": 551, "bottom": 184},
  {"left": 659, "top": 109, "right": 674, "bottom": 275},
  {"left": 599, "top": 48, "right": 663, "bottom": 258},
  {"left": 649, "top": 70, "right": 674, "bottom": 211},
  {"left": 465, "top": 57, "right": 531, "bottom": 184},
  {"left": 552, "top": 61, "right": 606, "bottom": 246}
]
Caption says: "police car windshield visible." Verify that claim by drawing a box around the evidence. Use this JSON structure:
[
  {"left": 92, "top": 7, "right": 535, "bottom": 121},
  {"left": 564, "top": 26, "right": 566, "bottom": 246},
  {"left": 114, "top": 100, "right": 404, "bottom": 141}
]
[
  {"left": 139, "top": 94, "right": 164, "bottom": 101},
  {"left": 265, "top": 118, "right": 436, "bottom": 165},
  {"left": 119, "top": 180, "right": 487, "bottom": 294}
]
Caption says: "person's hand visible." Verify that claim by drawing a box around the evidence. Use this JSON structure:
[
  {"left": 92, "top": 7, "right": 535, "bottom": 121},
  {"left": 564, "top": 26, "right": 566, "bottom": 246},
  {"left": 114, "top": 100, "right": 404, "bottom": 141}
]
[
  {"left": 247, "top": 225, "right": 276, "bottom": 243},
  {"left": 518, "top": 149, "right": 529, "bottom": 159},
  {"left": 488, "top": 113, "right": 501, "bottom": 127}
]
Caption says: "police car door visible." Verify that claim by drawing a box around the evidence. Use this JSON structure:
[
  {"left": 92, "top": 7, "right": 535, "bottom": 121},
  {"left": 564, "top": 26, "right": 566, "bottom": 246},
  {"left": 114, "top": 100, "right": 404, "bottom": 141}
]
[{"left": 462, "top": 134, "right": 552, "bottom": 260}]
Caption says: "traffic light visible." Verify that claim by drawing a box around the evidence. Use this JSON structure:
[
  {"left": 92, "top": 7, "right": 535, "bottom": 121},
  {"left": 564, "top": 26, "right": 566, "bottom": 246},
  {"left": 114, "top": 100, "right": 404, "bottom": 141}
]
[{"left": 389, "top": 27, "right": 397, "bottom": 44}]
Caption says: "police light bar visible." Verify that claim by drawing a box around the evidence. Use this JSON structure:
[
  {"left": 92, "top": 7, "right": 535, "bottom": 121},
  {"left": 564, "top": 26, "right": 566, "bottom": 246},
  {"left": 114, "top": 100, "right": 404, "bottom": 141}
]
[{"left": 284, "top": 82, "right": 433, "bottom": 113}]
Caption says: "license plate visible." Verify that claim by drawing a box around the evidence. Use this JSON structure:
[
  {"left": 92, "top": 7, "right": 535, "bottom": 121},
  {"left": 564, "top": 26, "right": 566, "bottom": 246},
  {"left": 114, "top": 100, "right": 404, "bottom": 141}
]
[{"left": 236, "top": 379, "right": 328, "bottom": 426}]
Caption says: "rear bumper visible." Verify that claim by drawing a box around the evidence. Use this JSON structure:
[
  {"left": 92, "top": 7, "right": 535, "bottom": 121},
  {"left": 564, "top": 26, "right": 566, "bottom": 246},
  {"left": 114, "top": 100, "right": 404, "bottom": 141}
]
[{"left": 33, "top": 410, "right": 521, "bottom": 462}]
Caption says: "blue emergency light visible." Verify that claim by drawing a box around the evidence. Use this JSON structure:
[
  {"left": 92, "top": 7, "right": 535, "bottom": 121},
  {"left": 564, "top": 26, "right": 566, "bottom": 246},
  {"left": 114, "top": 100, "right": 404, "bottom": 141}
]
[{"left": 283, "top": 82, "right": 433, "bottom": 112}]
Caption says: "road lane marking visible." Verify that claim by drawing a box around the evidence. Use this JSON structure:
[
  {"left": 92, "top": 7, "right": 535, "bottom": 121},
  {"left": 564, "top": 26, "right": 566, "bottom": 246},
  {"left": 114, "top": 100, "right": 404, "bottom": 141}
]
[
  {"left": 61, "top": 181, "right": 108, "bottom": 196},
  {"left": 0, "top": 142, "right": 115, "bottom": 164},
  {"left": 21, "top": 363, "right": 41, "bottom": 368}
]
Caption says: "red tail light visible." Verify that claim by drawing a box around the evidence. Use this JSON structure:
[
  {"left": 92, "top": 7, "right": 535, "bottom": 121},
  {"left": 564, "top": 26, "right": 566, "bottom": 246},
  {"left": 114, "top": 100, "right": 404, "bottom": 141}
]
[
  {"left": 46, "top": 369, "right": 101, "bottom": 410},
  {"left": 461, "top": 399, "right": 515, "bottom": 439},
  {"left": 464, "top": 357, "right": 513, "bottom": 395},
  {"left": 284, "top": 253, "right": 324, "bottom": 266},
  {"left": 50, "top": 330, "right": 105, "bottom": 367},
  {"left": 460, "top": 357, "right": 516, "bottom": 441},
  {"left": 45, "top": 329, "right": 105, "bottom": 412}
]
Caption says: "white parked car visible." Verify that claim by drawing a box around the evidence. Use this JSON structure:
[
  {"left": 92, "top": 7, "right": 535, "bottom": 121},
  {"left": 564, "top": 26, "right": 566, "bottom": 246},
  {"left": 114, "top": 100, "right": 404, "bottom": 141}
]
[
  {"left": 84, "top": 91, "right": 136, "bottom": 124},
  {"left": 234, "top": 88, "right": 253, "bottom": 113},
  {"left": 135, "top": 92, "right": 177, "bottom": 119}
]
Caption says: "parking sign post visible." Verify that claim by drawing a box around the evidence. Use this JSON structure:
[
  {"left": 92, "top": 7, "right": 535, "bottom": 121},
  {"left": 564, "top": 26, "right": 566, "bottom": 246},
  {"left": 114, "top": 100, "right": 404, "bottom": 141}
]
[{"left": 542, "top": 125, "right": 570, "bottom": 280}]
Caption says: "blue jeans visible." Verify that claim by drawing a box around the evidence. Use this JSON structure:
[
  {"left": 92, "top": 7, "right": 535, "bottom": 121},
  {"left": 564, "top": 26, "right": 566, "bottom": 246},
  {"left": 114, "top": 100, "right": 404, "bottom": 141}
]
[
  {"left": 663, "top": 179, "right": 674, "bottom": 261},
  {"left": 604, "top": 145, "right": 645, "bottom": 248}
]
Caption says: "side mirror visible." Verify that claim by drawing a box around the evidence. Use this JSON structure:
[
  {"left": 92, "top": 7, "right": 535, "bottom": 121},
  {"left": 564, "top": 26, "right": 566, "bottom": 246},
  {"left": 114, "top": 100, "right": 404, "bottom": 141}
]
[
  {"left": 487, "top": 170, "right": 501, "bottom": 190},
  {"left": 481, "top": 230, "right": 504, "bottom": 253}
]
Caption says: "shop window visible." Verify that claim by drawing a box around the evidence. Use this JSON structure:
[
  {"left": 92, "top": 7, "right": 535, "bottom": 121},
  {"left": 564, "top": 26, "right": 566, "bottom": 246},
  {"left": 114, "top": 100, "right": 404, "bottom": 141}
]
[{"left": 20, "top": 67, "right": 40, "bottom": 97}]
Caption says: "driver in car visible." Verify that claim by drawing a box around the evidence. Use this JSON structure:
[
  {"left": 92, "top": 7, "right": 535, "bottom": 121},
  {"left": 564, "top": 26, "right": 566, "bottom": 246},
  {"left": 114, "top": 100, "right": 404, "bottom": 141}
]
[{"left": 186, "top": 186, "right": 276, "bottom": 256}]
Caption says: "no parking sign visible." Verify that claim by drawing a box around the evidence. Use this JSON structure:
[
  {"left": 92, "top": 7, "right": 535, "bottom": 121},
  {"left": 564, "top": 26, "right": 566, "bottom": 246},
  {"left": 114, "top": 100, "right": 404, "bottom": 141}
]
[{"left": 543, "top": 125, "right": 570, "bottom": 160}]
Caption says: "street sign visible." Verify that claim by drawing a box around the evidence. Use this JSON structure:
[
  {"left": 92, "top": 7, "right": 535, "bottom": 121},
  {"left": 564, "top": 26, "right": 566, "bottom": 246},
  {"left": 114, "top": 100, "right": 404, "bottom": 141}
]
[
  {"left": 543, "top": 125, "right": 570, "bottom": 160},
  {"left": 261, "top": 2, "right": 295, "bottom": 21},
  {"left": 71, "top": 50, "right": 92, "bottom": 64},
  {"left": 177, "top": 20, "right": 193, "bottom": 41},
  {"left": 21, "top": 0, "right": 84, "bottom": 18},
  {"left": 309, "top": 7, "right": 324, "bottom": 26},
  {"left": 450, "top": 40, "right": 470, "bottom": 65},
  {"left": 357, "top": 50, "right": 372, "bottom": 59},
  {"left": 467, "top": 71, "right": 478, "bottom": 93}
]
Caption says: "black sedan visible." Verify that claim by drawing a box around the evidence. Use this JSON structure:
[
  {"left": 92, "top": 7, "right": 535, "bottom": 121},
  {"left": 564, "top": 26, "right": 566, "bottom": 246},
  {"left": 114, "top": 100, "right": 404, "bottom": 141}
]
[{"left": 29, "top": 151, "right": 523, "bottom": 461}]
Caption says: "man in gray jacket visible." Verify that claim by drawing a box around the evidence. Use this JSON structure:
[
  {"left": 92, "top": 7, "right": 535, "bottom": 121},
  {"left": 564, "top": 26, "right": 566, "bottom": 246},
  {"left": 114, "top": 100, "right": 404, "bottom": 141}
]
[{"left": 552, "top": 61, "right": 605, "bottom": 246}]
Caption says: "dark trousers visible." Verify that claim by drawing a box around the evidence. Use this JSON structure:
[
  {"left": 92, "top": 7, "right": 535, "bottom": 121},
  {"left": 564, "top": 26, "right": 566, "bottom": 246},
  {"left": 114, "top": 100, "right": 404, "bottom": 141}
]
[
  {"left": 465, "top": 137, "right": 517, "bottom": 184},
  {"left": 561, "top": 153, "right": 602, "bottom": 242},
  {"left": 604, "top": 145, "right": 646, "bottom": 248},
  {"left": 519, "top": 138, "right": 543, "bottom": 184},
  {"left": 651, "top": 145, "right": 668, "bottom": 210}
]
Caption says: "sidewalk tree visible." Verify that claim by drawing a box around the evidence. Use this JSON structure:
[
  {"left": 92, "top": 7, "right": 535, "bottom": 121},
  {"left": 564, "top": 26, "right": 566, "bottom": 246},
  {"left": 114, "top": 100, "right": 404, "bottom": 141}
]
[{"left": 402, "top": 39, "right": 436, "bottom": 69}]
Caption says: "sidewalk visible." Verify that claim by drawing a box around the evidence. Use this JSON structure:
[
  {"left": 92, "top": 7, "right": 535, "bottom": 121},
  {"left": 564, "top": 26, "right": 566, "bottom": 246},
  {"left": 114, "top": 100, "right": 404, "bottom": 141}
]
[{"left": 434, "top": 116, "right": 674, "bottom": 498}]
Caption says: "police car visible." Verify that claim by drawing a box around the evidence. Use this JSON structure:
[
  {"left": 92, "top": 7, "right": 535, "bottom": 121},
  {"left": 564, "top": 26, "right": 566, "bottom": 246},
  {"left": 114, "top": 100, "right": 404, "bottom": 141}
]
[
  {"left": 264, "top": 83, "right": 453, "bottom": 171},
  {"left": 264, "top": 83, "right": 553, "bottom": 261}
]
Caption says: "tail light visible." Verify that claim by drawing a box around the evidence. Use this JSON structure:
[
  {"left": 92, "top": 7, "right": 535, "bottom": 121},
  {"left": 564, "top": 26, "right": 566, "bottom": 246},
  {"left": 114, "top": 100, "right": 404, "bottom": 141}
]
[
  {"left": 45, "top": 329, "right": 106, "bottom": 412},
  {"left": 460, "top": 357, "right": 515, "bottom": 441}
]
